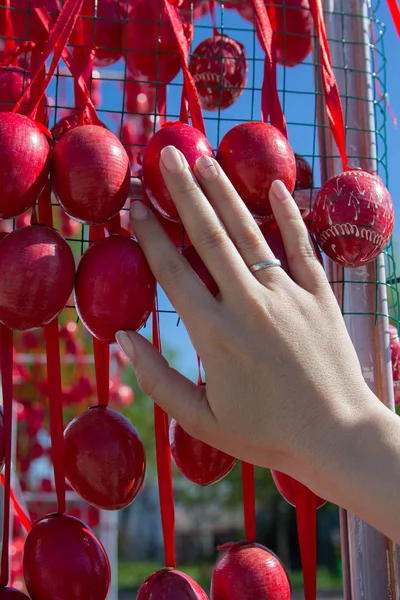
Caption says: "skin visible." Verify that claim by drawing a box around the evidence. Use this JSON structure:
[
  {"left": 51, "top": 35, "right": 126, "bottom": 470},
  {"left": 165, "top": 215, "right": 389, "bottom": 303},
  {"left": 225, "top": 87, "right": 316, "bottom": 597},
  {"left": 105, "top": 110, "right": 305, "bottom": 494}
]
[{"left": 116, "top": 146, "right": 400, "bottom": 542}]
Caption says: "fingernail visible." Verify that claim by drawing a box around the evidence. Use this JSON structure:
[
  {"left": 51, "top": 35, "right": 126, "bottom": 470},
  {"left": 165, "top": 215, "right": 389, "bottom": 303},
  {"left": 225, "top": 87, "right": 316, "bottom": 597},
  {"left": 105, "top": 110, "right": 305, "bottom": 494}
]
[
  {"left": 130, "top": 201, "right": 148, "bottom": 220},
  {"left": 161, "top": 146, "right": 186, "bottom": 173},
  {"left": 195, "top": 155, "right": 218, "bottom": 181},
  {"left": 271, "top": 180, "right": 289, "bottom": 201},
  {"left": 116, "top": 331, "right": 135, "bottom": 360}
]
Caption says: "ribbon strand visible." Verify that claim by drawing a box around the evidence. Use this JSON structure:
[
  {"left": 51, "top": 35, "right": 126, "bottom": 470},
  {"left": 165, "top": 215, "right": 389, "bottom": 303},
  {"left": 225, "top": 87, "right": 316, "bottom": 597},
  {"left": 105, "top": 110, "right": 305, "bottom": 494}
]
[{"left": 241, "top": 462, "right": 257, "bottom": 543}]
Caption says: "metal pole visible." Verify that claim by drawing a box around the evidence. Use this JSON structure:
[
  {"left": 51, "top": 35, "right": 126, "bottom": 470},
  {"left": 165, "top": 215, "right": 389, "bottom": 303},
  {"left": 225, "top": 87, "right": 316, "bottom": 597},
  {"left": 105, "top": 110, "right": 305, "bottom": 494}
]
[{"left": 315, "top": 1, "right": 398, "bottom": 598}]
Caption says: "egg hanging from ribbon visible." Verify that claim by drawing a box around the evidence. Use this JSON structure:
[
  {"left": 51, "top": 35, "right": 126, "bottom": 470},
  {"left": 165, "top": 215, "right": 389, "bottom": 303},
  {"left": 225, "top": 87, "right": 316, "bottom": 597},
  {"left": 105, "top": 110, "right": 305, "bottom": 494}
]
[{"left": 137, "top": 568, "right": 209, "bottom": 600}]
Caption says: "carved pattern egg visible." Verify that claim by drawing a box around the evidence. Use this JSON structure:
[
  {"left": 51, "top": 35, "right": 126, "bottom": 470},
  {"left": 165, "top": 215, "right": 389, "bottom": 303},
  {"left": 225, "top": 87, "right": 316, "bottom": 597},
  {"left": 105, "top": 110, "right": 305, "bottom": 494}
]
[
  {"left": 312, "top": 170, "right": 394, "bottom": 268},
  {"left": 190, "top": 35, "right": 248, "bottom": 111}
]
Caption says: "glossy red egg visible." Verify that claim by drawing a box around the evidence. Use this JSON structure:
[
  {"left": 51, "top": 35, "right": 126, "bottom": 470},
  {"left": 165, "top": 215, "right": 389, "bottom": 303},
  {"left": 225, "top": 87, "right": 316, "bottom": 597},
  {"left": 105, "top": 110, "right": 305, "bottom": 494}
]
[
  {"left": 51, "top": 113, "right": 107, "bottom": 140},
  {"left": 216, "top": 122, "right": 296, "bottom": 218},
  {"left": 0, "top": 113, "right": 50, "bottom": 219},
  {"left": 182, "top": 245, "right": 219, "bottom": 295},
  {"left": 137, "top": 568, "right": 209, "bottom": 600},
  {"left": 190, "top": 35, "right": 248, "bottom": 111},
  {"left": 125, "top": 0, "right": 181, "bottom": 85},
  {"left": 142, "top": 121, "right": 213, "bottom": 222},
  {"left": 211, "top": 541, "right": 291, "bottom": 599},
  {"left": 389, "top": 325, "right": 400, "bottom": 405},
  {"left": 78, "top": 0, "right": 126, "bottom": 67},
  {"left": 0, "top": 589, "right": 30, "bottom": 598},
  {"left": 312, "top": 170, "right": 394, "bottom": 267},
  {"left": 0, "top": 67, "right": 30, "bottom": 113},
  {"left": 0, "top": 226, "right": 75, "bottom": 331},
  {"left": 23, "top": 514, "right": 110, "bottom": 600},
  {"left": 170, "top": 418, "right": 236, "bottom": 486},
  {"left": 64, "top": 406, "right": 146, "bottom": 510},
  {"left": 267, "top": 0, "right": 312, "bottom": 66},
  {"left": 271, "top": 470, "right": 326, "bottom": 508},
  {"left": 74, "top": 235, "right": 156, "bottom": 343},
  {"left": 295, "top": 154, "right": 313, "bottom": 190},
  {"left": 51, "top": 125, "right": 130, "bottom": 225}
]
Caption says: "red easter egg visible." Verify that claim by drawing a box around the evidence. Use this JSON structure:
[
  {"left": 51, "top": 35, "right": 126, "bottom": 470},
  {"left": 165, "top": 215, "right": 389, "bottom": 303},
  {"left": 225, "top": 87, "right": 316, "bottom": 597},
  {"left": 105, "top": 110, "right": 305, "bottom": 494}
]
[
  {"left": 190, "top": 35, "right": 248, "bottom": 111},
  {"left": 125, "top": 0, "right": 181, "bottom": 85},
  {"left": 182, "top": 245, "right": 219, "bottom": 295},
  {"left": 295, "top": 154, "right": 313, "bottom": 190},
  {"left": 74, "top": 235, "right": 156, "bottom": 343},
  {"left": 271, "top": 470, "right": 326, "bottom": 508},
  {"left": 0, "top": 225, "right": 75, "bottom": 331},
  {"left": 64, "top": 406, "right": 146, "bottom": 510},
  {"left": 23, "top": 514, "right": 110, "bottom": 600},
  {"left": 389, "top": 325, "right": 400, "bottom": 405},
  {"left": 216, "top": 122, "right": 296, "bottom": 218},
  {"left": 0, "top": 67, "right": 30, "bottom": 113},
  {"left": 211, "top": 541, "right": 291, "bottom": 599},
  {"left": 51, "top": 124, "right": 130, "bottom": 225},
  {"left": 0, "top": 112, "right": 50, "bottom": 219},
  {"left": 312, "top": 170, "right": 394, "bottom": 267},
  {"left": 78, "top": 0, "right": 126, "bottom": 67},
  {"left": 0, "top": 589, "right": 30, "bottom": 598},
  {"left": 5, "top": 0, "right": 58, "bottom": 44},
  {"left": 0, "top": 406, "right": 4, "bottom": 471},
  {"left": 267, "top": 0, "right": 312, "bottom": 66},
  {"left": 51, "top": 113, "right": 107, "bottom": 140},
  {"left": 170, "top": 418, "right": 237, "bottom": 485},
  {"left": 137, "top": 568, "right": 209, "bottom": 600},
  {"left": 142, "top": 121, "right": 213, "bottom": 222}
]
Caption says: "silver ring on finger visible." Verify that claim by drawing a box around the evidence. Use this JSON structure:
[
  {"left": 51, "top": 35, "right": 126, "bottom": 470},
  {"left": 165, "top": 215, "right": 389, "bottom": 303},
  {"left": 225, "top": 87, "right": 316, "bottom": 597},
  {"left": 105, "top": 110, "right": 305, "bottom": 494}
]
[{"left": 249, "top": 259, "right": 282, "bottom": 274}]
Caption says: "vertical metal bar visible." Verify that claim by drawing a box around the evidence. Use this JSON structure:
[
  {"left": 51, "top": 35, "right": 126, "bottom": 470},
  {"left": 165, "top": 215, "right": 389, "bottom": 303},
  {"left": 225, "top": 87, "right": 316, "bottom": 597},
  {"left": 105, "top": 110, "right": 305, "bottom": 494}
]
[{"left": 315, "top": 1, "right": 398, "bottom": 598}]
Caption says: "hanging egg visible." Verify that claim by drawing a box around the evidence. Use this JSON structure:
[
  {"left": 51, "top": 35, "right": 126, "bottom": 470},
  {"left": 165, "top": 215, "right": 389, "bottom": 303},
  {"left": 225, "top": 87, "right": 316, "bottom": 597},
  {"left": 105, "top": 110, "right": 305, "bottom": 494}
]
[
  {"left": 295, "top": 154, "right": 313, "bottom": 190},
  {"left": 0, "top": 67, "right": 30, "bottom": 113},
  {"left": 142, "top": 121, "right": 213, "bottom": 222},
  {"left": 0, "top": 589, "right": 30, "bottom": 598},
  {"left": 51, "top": 113, "right": 107, "bottom": 141},
  {"left": 23, "top": 514, "right": 110, "bottom": 600},
  {"left": 271, "top": 471, "right": 326, "bottom": 508},
  {"left": 78, "top": 0, "right": 126, "bottom": 67},
  {"left": 267, "top": 0, "right": 312, "bottom": 66},
  {"left": 312, "top": 170, "right": 394, "bottom": 267},
  {"left": 5, "top": 0, "right": 58, "bottom": 44},
  {"left": 190, "top": 35, "right": 248, "bottom": 111},
  {"left": 64, "top": 406, "right": 146, "bottom": 510},
  {"left": 170, "top": 418, "right": 237, "bottom": 485},
  {"left": 0, "top": 226, "right": 75, "bottom": 331},
  {"left": 74, "top": 235, "right": 156, "bottom": 343},
  {"left": 182, "top": 245, "right": 219, "bottom": 295},
  {"left": 137, "top": 568, "right": 209, "bottom": 600},
  {"left": 0, "top": 113, "right": 50, "bottom": 219},
  {"left": 216, "top": 122, "right": 296, "bottom": 218},
  {"left": 124, "top": 0, "right": 181, "bottom": 85},
  {"left": 389, "top": 325, "right": 400, "bottom": 405},
  {"left": 211, "top": 541, "right": 291, "bottom": 599},
  {"left": 51, "top": 125, "right": 131, "bottom": 225}
]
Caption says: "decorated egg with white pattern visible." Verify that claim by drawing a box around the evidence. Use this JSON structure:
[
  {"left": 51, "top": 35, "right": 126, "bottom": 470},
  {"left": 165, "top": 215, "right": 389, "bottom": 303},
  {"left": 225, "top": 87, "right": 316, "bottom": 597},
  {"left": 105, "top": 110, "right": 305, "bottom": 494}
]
[
  {"left": 190, "top": 34, "right": 248, "bottom": 112},
  {"left": 312, "top": 170, "right": 394, "bottom": 268}
]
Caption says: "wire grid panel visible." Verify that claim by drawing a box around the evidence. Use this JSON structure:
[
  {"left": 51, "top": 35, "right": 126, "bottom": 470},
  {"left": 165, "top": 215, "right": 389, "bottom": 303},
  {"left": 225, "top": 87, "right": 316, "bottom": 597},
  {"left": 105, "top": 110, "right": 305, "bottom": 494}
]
[{"left": 0, "top": 1, "right": 398, "bottom": 360}]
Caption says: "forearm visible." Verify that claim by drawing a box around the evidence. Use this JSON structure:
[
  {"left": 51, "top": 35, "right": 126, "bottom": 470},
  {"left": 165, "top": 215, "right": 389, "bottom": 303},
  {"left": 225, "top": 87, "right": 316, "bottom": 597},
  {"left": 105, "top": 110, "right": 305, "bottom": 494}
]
[{"left": 307, "top": 397, "right": 400, "bottom": 542}]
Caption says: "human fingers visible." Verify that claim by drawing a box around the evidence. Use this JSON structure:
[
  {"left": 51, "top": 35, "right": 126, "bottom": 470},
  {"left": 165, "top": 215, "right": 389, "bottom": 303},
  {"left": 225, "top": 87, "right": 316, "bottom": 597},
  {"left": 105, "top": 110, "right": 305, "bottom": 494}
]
[
  {"left": 129, "top": 201, "right": 217, "bottom": 326},
  {"left": 115, "top": 330, "right": 215, "bottom": 440},
  {"left": 159, "top": 145, "right": 256, "bottom": 296},
  {"left": 269, "top": 180, "right": 327, "bottom": 294},
  {"left": 194, "top": 155, "right": 286, "bottom": 288}
]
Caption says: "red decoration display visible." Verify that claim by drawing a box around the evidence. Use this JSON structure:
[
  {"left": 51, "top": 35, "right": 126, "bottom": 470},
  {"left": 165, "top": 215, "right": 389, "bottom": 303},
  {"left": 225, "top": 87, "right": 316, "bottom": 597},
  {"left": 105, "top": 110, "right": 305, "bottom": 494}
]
[
  {"left": 0, "top": 226, "right": 75, "bottom": 331},
  {"left": 51, "top": 124, "right": 131, "bottom": 225},
  {"left": 74, "top": 235, "right": 156, "bottom": 343},
  {"left": 137, "top": 568, "right": 209, "bottom": 599},
  {"left": 0, "top": 113, "right": 50, "bottom": 219},
  {"left": 190, "top": 35, "right": 248, "bottom": 111},
  {"left": 142, "top": 121, "right": 213, "bottom": 222},
  {"left": 312, "top": 170, "right": 394, "bottom": 267},
  {"left": 216, "top": 122, "right": 296, "bottom": 217},
  {"left": 182, "top": 245, "right": 219, "bottom": 296},
  {"left": 0, "top": 67, "right": 30, "bottom": 113},
  {"left": 271, "top": 471, "right": 326, "bottom": 508},
  {"left": 79, "top": 0, "right": 126, "bottom": 67},
  {"left": 295, "top": 154, "right": 313, "bottom": 190},
  {"left": 170, "top": 418, "right": 237, "bottom": 486},
  {"left": 23, "top": 514, "right": 110, "bottom": 600},
  {"left": 211, "top": 541, "right": 291, "bottom": 599},
  {"left": 64, "top": 406, "right": 146, "bottom": 510},
  {"left": 267, "top": 0, "right": 312, "bottom": 66},
  {"left": 51, "top": 112, "right": 107, "bottom": 140}
]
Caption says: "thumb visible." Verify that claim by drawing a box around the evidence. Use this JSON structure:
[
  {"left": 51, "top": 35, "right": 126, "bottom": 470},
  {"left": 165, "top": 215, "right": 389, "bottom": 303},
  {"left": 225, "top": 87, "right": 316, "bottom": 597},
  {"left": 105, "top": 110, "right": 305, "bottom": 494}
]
[{"left": 115, "top": 330, "right": 214, "bottom": 438}]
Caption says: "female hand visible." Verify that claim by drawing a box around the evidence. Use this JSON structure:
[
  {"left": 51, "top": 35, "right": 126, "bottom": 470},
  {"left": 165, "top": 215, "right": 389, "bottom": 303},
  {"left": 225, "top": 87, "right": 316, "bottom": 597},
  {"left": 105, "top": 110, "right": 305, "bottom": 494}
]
[{"left": 116, "top": 146, "right": 400, "bottom": 540}]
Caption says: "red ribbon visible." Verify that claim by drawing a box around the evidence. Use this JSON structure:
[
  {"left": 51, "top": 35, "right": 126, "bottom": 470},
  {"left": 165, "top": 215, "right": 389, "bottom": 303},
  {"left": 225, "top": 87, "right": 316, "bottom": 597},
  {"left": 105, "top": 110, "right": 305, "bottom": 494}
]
[
  {"left": 387, "top": 0, "right": 400, "bottom": 37},
  {"left": 241, "top": 462, "right": 256, "bottom": 543},
  {"left": 0, "top": 475, "right": 31, "bottom": 533},
  {"left": 250, "top": 0, "right": 287, "bottom": 137},
  {"left": 294, "top": 481, "right": 317, "bottom": 600},
  {"left": 308, "top": 0, "right": 349, "bottom": 171},
  {"left": 163, "top": 0, "right": 206, "bottom": 134},
  {"left": 152, "top": 301, "right": 176, "bottom": 568},
  {"left": 0, "top": 325, "right": 13, "bottom": 587}
]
